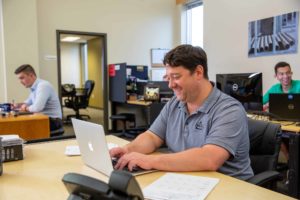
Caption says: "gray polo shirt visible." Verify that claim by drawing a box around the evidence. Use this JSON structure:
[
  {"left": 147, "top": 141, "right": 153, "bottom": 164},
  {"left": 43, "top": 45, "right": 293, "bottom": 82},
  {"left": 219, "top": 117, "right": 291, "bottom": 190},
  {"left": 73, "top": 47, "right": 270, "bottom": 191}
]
[{"left": 149, "top": 86, "right": 253, "bottom": 180}]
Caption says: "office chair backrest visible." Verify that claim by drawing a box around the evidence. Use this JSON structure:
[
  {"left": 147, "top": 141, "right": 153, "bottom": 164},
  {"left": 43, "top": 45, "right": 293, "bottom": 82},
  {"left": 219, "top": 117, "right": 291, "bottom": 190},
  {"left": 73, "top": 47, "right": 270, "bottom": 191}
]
[
  {"left": 84, "top": 80, "right": 95, "bottom": 99},
  {"left": 248, "top": 118, "right": 282, "bottom": 174},
  {"left": 61, "top": 84, "right": 76, "bottom": 97}
]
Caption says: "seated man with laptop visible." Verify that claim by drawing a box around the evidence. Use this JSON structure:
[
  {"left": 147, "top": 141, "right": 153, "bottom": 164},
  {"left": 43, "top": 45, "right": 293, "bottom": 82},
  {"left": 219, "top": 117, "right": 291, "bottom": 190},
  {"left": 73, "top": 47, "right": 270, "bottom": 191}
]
[
  {"left": 263, "top": 61, "right": 300, "bottom": 111},
  {"left": 13, "top": 64, "right": 63, "bottom": 132},
  {"left": 110, "top": 45, "right": 253, "bottom": 181},
  {"left": 263, "top": 61, "right": 300, "bottom": 161}
]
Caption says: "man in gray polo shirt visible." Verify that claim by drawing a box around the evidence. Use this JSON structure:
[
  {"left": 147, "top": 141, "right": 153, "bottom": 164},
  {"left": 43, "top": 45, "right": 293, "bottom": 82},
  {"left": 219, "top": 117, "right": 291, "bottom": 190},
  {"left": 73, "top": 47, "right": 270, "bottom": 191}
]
[{"left": 110, "top": 45, "right": 253, "bottom": 180}]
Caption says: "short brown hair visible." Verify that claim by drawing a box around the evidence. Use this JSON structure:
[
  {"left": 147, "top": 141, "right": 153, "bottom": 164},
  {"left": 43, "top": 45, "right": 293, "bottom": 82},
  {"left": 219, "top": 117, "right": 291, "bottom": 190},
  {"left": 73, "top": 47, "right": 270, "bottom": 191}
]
[
  {"left": 274, "top": 62, "right": 291, "bottom": 74},
  {"left": 163, "top": 44, "right": 208, "bottom": 79},
  {"left": 14, "top": 64, "right": 36, "bottom": 76}
]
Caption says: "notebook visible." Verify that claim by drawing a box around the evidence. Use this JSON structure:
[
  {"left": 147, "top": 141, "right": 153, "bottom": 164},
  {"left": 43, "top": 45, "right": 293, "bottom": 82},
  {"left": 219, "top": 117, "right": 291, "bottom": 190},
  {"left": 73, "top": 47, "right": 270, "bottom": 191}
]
[
  {"left": 269, "top": 93, "right": 300, "bottom": 122},
  {"left": 71, "top": 118, "right": 157, "bottom": 176}
]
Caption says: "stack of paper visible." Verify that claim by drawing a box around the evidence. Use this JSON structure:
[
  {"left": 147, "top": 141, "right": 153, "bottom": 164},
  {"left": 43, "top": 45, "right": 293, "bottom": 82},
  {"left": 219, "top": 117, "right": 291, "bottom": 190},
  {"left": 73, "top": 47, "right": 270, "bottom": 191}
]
[
  {"left": 143, "top": 173, "right": 219, "bottom": 200},
  {"left": 0, "top": 134, "right": 24, "bottom": 162},
  {"left": 0, "top": 135, "right": 23, "bottom": 146}
]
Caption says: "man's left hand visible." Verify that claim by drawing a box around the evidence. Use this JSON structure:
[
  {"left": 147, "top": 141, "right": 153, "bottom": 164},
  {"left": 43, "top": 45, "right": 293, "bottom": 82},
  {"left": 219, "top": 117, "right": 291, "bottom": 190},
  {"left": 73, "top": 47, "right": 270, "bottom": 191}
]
[{"left": 114, "top": 152, "right": 155, "bottom": 171}]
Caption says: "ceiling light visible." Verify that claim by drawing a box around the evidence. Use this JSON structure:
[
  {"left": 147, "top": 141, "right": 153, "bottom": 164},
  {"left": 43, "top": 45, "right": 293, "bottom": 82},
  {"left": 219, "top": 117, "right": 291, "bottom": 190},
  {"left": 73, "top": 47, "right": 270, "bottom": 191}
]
[{"left": 61, "top": 36, "right": 80, "bottom": 42}]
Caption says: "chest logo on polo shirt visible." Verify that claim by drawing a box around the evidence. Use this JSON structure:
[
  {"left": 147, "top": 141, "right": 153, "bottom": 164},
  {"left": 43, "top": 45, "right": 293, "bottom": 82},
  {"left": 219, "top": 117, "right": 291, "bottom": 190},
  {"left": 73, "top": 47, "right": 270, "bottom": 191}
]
[{"left": 195, "top": 120, "right": 203, "bottom": 130}]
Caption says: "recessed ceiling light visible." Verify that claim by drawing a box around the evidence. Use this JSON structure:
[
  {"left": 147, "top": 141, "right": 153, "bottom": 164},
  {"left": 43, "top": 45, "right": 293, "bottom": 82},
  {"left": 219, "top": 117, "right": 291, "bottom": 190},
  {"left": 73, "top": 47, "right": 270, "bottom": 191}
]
[{"left": 61, "top": 36, "right": 80, "bottom": 42}]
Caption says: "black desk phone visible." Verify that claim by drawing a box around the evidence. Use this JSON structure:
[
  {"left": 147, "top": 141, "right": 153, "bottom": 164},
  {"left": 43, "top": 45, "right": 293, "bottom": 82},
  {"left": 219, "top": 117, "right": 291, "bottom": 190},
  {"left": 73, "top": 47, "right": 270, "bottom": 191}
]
[{"left": 62, "top": 170, "right": 143, "bottom": 200}]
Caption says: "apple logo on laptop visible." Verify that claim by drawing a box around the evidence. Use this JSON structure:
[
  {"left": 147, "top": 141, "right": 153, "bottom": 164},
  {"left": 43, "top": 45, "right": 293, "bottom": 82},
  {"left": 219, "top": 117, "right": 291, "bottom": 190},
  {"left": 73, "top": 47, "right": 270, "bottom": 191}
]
[{"left": 88, "top": 142, "right": 94, "bottom": 151}]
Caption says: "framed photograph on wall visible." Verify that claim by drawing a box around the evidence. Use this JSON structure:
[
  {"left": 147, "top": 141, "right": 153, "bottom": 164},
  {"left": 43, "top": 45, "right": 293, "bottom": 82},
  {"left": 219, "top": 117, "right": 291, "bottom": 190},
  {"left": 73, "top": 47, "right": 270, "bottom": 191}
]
[
  {"left": 151, "top": 48, "right": 169, "bottom": 67},
  {"left": 248, "top": 11, "right": 299, "bottom": 57}
]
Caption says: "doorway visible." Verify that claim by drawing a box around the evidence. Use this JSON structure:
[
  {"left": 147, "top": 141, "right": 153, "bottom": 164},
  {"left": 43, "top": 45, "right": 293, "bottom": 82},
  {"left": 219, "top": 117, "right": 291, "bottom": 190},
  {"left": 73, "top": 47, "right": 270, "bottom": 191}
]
[{"left": 56, "top": 30, "right": 108, "bottom": 133}]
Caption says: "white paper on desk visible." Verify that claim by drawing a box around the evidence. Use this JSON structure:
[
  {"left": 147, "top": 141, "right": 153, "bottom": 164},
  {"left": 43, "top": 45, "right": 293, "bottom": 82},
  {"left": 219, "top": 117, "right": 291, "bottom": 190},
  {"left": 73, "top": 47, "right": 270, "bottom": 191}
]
[
  {"left": 65, "top": 145, "right": 80, "bottom": 156},
  {"left": 64, "top": 143, "right": 119, "bottom": 156},
  {"left": 143, "top": 173, "right": 219, "bottom": 200}
]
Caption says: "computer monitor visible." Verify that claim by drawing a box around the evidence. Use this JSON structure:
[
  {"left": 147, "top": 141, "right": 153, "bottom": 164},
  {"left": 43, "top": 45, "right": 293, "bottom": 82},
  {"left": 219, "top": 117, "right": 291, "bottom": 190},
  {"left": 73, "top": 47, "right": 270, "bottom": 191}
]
[
  {"left": 216, "top": 72, "right": 263, "bottom": 111},
  {"left": 135, "top": 81, "right": 173, "bottom": 101}
]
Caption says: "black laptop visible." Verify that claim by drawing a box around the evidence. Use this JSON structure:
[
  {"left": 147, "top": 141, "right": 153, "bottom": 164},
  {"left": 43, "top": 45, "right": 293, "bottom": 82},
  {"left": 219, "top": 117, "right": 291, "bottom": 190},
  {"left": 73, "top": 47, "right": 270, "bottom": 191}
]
[{"left": 269, "top": 93, "right": 300, "bottom": 121}]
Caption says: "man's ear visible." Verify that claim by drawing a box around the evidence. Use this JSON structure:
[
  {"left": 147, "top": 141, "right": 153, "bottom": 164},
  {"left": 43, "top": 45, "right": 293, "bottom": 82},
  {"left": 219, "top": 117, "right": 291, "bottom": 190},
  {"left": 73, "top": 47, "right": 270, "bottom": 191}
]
[{"left": 195, "top": 65, "right": 204, "bottom": 78}]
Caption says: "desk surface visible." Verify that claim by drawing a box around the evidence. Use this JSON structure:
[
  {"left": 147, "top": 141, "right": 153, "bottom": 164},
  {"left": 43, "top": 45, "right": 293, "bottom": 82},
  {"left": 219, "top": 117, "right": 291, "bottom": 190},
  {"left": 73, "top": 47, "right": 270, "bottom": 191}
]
[
  {"left": 0, "top": 113, "right": 47, "bottom": 122},
  {"left": 0, "top": 113, "right": 50, "bottom": 140},
  {"left": 280, "top": 123, "right": 300, "bottom": 133},
  {"left": 0, "top": 135, "right": 294, "bottom": 200},
  {"left": 247, "top": 114, "right": 300, "bottom": 133},
  {"left": 127, "top": 100, "right": 152, "bottom": 106}
]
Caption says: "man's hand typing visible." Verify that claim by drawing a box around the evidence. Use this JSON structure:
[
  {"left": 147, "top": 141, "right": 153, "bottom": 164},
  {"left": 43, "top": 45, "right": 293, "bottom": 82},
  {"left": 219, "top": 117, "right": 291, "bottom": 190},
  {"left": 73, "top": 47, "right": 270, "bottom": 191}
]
[{"left": 113, "top": 152, "right": 155, "bottom": 171}]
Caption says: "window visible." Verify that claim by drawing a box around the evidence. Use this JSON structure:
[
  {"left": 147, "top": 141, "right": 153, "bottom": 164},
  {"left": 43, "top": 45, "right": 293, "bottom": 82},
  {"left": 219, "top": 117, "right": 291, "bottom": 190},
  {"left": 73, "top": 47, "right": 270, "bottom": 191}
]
[{"left": 185, "top": 0, "right": 203, "bottom": 47}]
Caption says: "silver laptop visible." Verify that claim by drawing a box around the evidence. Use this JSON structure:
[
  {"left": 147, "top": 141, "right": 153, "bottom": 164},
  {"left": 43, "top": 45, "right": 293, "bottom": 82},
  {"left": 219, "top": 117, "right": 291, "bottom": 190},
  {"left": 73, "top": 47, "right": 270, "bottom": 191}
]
[{"left": 72, "top": 118, "right": 156, "bottom": 176}]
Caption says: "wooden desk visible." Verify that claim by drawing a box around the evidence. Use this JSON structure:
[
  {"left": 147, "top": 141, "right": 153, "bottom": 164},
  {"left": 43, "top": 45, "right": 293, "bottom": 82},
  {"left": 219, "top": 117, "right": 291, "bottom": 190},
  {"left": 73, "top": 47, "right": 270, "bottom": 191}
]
[
  {"left": 0, "top": 113, "right": 50, "bottom": 140},
  {"left": 127, "top": 100, "right": 152, "bottom": 106},
  {"left": 247, "top": 114, "right": 300, "bottom": 133},
  {"left": 280, "top": 123, "right": 300, "bottom": 133},
  {"left": 0, "top": 136, "right": 295, "bottom": 200}
]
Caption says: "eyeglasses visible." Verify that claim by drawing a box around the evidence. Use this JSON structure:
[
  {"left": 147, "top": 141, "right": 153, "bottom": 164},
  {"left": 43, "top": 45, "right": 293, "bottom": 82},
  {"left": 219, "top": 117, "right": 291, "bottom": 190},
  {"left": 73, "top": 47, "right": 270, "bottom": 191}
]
[{"left": 163, "top": 74, "right": 182, "bottom": 82}]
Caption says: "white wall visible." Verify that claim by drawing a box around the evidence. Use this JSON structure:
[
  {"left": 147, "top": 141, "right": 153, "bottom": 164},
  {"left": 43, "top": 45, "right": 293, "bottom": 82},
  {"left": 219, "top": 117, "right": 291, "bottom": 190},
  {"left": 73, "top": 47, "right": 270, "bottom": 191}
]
[
  {"left": 204, "top": 0, "right": 300, "bottom": 93},
  {"left": 1, "top": 0, "right": 179, "bottom": 102},
  {"left": 2, "top": 0, "right": 39, "bottom": 102},
  {"left": 3, "top": 0, "right": 298, "bottom": 101},
  {"left": 36, "top": 0, "right": 178, "bottom": 93},
  {"left": 0, "top": 0, "right": 6, "bottom": 102},
  {"left": 61, "top": 42, "right": 81, "bottom": 87}
]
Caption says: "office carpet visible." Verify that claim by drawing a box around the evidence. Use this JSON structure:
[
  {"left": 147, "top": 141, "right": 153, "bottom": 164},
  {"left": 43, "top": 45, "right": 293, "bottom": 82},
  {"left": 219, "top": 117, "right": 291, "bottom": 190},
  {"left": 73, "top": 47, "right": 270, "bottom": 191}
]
[{"left": 62, "top": 107, "right": 103, "bottom": 137}]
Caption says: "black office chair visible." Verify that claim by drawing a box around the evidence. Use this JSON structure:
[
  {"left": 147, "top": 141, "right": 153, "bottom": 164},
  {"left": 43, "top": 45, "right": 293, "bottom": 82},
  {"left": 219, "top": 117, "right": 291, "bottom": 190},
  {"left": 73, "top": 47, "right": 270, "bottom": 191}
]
[
  {"left": 247, "top": 118, "right": 282, "bottom": 189},
  {"left": 110, "top": 113, "right": 138, "bottom": 138},
  {"left": 110, "top": 102, "right": 165, "bottom": 138},
  {"left": 61, "top": 84, "right": 76, "bottom": 98},
  {"left": 64, "top": 80, "right": 95, "bottom": 120},
  {"left": 50, "top": 126, "right": 65, "bottom": 137}
]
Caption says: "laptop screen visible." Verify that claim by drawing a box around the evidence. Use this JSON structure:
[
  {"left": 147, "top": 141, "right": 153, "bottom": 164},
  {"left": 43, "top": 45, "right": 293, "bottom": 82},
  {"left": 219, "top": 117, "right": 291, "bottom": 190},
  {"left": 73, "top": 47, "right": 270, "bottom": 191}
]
[{"left": 269, "top": 93, "right": 300, "bottom": 122}]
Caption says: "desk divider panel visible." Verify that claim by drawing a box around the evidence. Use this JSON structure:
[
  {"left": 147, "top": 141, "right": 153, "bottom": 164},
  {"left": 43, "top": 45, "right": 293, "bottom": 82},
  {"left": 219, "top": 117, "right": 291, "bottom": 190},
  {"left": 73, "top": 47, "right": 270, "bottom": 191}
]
[{"left": 109, "top": 63, "right": 127, "bottom": 103}]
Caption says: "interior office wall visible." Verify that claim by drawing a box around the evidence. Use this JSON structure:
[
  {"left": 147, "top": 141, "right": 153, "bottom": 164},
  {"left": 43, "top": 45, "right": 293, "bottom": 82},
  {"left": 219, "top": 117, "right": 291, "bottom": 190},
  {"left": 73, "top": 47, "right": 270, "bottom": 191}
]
[
  {"left": 0, "top": 0, "right": 6, "bottom": 102},
  {"left": 1, "top": 0, "right": 179, "bottom": 102},
  {"left": 36, "top": 0, "right": 178, "bottom": 93},
  {"left": 204, "top": 0, "right": 300, "bottom": 93},
  {"left": 61, "top": 42, "right": 81, "bottom": 87},
  {"left": 87, "top": 38, "right": 103, "bottom": 109},
  {"left": 2, "top": 0, "right": 39, "bottom": 102}
]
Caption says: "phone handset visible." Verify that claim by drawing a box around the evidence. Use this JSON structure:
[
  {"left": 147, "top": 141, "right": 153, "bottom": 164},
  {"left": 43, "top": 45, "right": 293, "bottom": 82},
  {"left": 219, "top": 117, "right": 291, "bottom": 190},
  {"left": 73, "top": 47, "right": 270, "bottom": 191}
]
[{"left": 62, "top": 170, "right": 144, "bottom": 200}]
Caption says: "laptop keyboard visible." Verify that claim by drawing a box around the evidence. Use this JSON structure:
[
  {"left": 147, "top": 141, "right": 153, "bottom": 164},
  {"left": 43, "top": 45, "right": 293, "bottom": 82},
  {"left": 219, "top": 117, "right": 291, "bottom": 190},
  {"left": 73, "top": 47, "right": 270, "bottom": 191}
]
[{"left": 111, "top": 158, "right": 143, "bottom": 173}]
